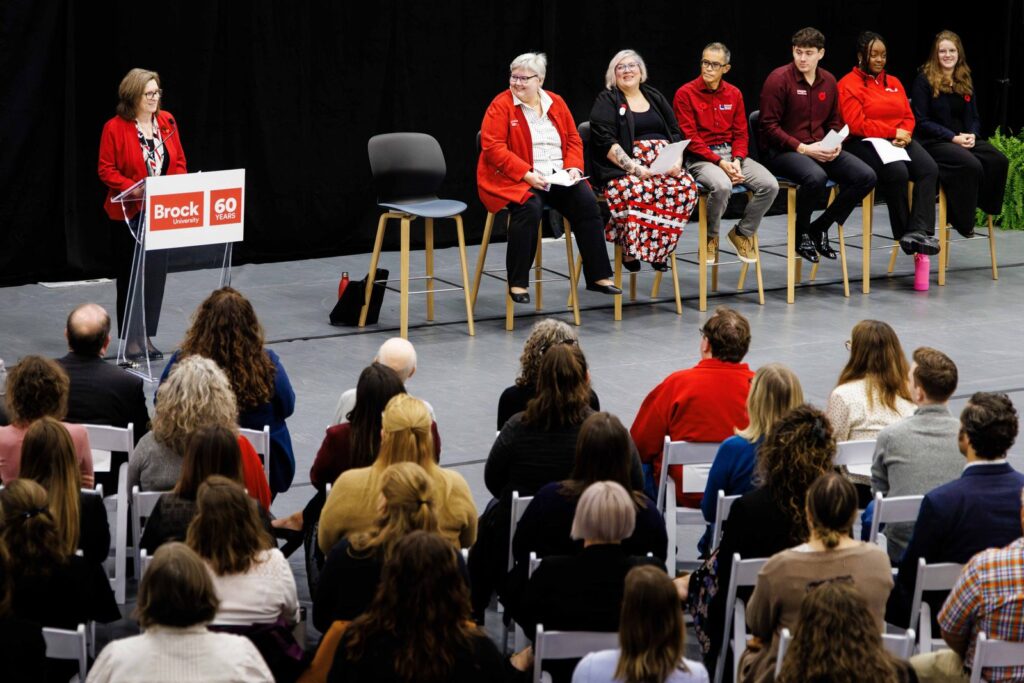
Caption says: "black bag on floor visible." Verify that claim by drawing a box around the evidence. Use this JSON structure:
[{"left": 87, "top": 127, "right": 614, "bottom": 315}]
[{"left": 329, "top": 269, "right": 389, "bottom": 326}]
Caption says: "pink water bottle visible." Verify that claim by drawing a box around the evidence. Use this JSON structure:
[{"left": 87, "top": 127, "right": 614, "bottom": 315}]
[{"left": 914, "top": 254, "right": 930, "bottom": 291}]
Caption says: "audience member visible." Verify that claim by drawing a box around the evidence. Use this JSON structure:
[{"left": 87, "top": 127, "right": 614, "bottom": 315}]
[
  {"left": 0, "top": 538, "right": 45, "bottom": 683},
  {"left": 700, "top": 363, "right": 803, "bottom": 554},
  {"left": 87, "top": 542, "right": 272, "bottom": 682},
  {"left": 160, "top": 287, "right": 296, "bottom": 495},
  {"left": 776, "top": 581, "right": 917, "bottom": 683},
  {"left": 0, "top": 355, "right": 94, "bottom": 487},
  {"left": 333, "top": 337, "right": 435, "bottom": 425},
  {"left": 497, "top": 318, "right": 600, "bottom": 430},
  {"left": 758, "top": 26, "right": 876, "bottom": 263},
  {"left": 688, "top": 404, "right": 835, "bottom": 673},
  {"left": 888, "top": 392, "right": 1024, "bottom": 627},
  {"left": 572, "top": 565, "right": 709, "bottom": 683},
  {"left": 328, "top": 531, "right": 529, "bottom": 682},
  {"left": 870, "top": 347, "right": 963, "bottom": 561},
  {"left": 828, "top": 319, "right": 915, "bottom": 442},
  {"left": 675, "top": 41, "right": 778, "bottom": 264},
  {"left": 130, "top": 355, "right": 271, "bottom": 509},
  {"left": 318, "top": 394, "right": 476, "bottom": 553},
  {"left": 737, "top": 473, "right": 892, "bottom": 682},
  {"left": 314, "top": 462, "right": 440, "bottom": 631},
  {"left": 631, "top": 306, "right": 753, "bottom": 505},
  {"left": 20, "top": 417, "right": 109, "bottom": 565},
  {"left": 58, "top": 303, "right": 150, "bottom": 493}
]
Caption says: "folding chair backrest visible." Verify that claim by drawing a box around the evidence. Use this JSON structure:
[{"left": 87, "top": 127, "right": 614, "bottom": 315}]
[
  {"left": 775, "top": 628, "right": 793, "bottom": 677},
  {"left": 507, "top": 491, "right": 534, "bottom": 572},
  {"left": 131, "top": 486, "right": 166, "bottom": 577},
  {"left": 868, "top": 492, "right": 924, "bottom": 548},
  {"left": 43, "top": 624, "right": 88, "bottom": 681},
  {"left": 910, "top": 558, "right": 964, "bottom": 652},
  {"left": 714, "top": 553, "right": 769, "bottom": 683},
  {"left": 84, "top": 422, "right": 134, "bottom": 454},
  {"left": 656, "top": 438, "right": 721, "bottom": 510},
  {"left": 533, "top": 624, "right": 618, "bottom": 683},
  {"left": 834, "top": 439, "right": 877, "bottom": 468},
  {"left": 239, "top": 425, "right": 272, "bottom": 486},
  {"left": 711, "top": 490, "right": 741, "bottom": 553},
  {"left": 105, "top": 462, "right": 129, "bottom": 604},
  {"left": 970, "top": 632, "right": 1024, "bottom": 683}
]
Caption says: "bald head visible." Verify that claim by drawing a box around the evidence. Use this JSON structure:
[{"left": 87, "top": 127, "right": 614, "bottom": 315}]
[
  {"left": 375, "top": 337, "right": 417, "bottom": 382},
  {"left": 66, "top": 303, "right": 112, "bottom": 356}
]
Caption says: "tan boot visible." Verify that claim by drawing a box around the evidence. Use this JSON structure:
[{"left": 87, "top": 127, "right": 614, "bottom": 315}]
[
  {"left": 728, "top": 227, "right": 757, "bottom": 263},
  {"left": 706, "top": 237, "right": 719, "bottom": 265}
]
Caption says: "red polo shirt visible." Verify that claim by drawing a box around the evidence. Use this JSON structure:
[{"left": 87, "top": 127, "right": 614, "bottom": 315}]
[
  {"left": 837, "top": 67, "right": 915, "bottom": 139},
  {"left": 673, "top": 76, "right": 749, "bottom": 163},
  {"left": 758, "top": 63, "right": 844, "bottom": 152}
]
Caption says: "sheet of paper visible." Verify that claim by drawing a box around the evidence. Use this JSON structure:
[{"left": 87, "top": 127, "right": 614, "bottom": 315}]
[
  {"left": 649, "top": 140, "right": 690, "bottom": 175},
  {"left": 819, "top": 124, "right": 849, "bottom": 151},
  {"left": 544, "top": 169, "right": 588, "bottom": 187},
  {"left": 863, "top": 137, "right": 911, "bottom": 164}
]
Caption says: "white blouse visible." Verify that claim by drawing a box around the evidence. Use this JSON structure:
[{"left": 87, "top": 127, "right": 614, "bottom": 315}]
[
  {"left": 207, "top": 548, "right": 300, "bottom": 627},
  {"left": 513, "top": 89, "right": 564, "bottom": 175},
  {"left": 827, "top": 378, "right": 916, "bottom": 442}
]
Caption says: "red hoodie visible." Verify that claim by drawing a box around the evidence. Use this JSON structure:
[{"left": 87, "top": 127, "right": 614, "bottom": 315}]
[{"left": 837, "top": 67, "right": 915, "bottom": 139}]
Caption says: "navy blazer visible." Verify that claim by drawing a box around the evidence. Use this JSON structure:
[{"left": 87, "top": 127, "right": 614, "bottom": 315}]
[
  {"left": 910, "top": 72, "right": 981, "bottom": 142},
  {"left": 887, "top": 460, "right": 1024, "bottom": 626}
]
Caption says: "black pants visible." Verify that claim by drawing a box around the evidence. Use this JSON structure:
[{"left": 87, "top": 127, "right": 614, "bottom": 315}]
[
  {"left": 504, "top": 182, "right": 613, "bottom": 289},
  {"left": 764, "top": 150, "right": 877, "bottom": 235},
  {"left": 920, "top": 138, "right": 1009, "bottom": 234},
  {"left": 112, "top": 215, "right": 167, "bottom": 338},
  {"left": 844, "top": 138, "right": 938, "bottom": 239}
]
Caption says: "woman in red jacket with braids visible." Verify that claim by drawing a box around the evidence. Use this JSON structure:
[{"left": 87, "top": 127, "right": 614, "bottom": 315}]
[
  {"left": 98, "top": 68, "right": 187, "bottom": 359},
  {"left": 477, "top": 52, "right": 619, "bottom": 304},
  {"left": 838, "top": 32, "right": 940, "bottom": 256}
]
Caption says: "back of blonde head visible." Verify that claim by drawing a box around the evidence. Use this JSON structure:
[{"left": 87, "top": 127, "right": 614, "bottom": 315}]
[
  {"left": 154, "top": 355, "right": 239, "bottom": 454},
  {"left": 377, "top": 394, "right": 434, "bottom": 469},
  {"left": 737, "top": 363, "right": 804, "bottom": 442}
]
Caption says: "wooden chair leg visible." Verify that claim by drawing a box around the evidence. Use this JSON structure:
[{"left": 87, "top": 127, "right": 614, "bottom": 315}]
[
  {"left": 938, "top": 189, "right": 948, "bottom": 286},
  {"left": 651, "top": 271, "right": 663, "bottom": 298},
  {"left": 670, "top": 252, "right": 682, "bottom": 315},
  {"left": 698, "top": 195, "right": 709, "bottom": 312},
  {"left": 753, "top": 235, "right": 765, "bottom": 305},
  {"left": 359, "top": 213, "right": 389, "bottom": 327},
  {"left": 399, "top": 217, "right": 411, "bottom": 339},
  {"left": 564, "top": 224, "right": 581, "bottom": 326},
  {"left": 738, "top": 263, "right": 749, "bottom": 291},
  {"left": 809, "top": 261, "right": 820, "bottom": 281},
  {"left": 613, "top": 245, "right": 623, "bottom": 321},
  {"left": 629, "top": 272, "right": 637, "bottom": 301},
  {"left": 711, "top": 250, "right": 720, "bottom": 293},
  {"left": 505, "top": 291, "right": 514, "bottom": 331},
  {"left": 534, "top": 223, "right": 544, "bottom": 310},
  {"left": 786, "top": 187, "right": 797, "bottom": 304},
  {"left": 566, "top": 254, "right": 583, "bottom": 309},
  {"left": 424, "top": 218, "right": 435, "bottom": 321},
  {"left": 887, "top": 244, "right": 899, "bottom": 273},
  {"left": 453, "top": 215, "right": 475, "bottom": 336},
  {"left": 988, "top": 214, "right": 998, "bottom": 280},
  {"left": 471, "top": 212, "right": 495, "bottom": 309},
  {"left": 862, "top": 191, "right": 873, "bottom": 294},
  {"left": 838, "top": 223, "right": 850, "bottom": 297}
]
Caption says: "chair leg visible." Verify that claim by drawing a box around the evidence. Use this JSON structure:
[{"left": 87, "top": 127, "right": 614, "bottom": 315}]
[
  {"left": 564, "top": 224, "right": 581, "bottom": 326},
  {"left": 988, "top": 214, "right": 998, "bottom": 280},
  {"left": 887, "top": 244, "right": 899, "bottom": 273},
  {"left": 454, "top": 215, "right": 475, "bottom": 337},
  {"left": 424, "top": 218, "right": 435, "bottom": 321},
  {"left": 862, "top": 191, "right": 873, "bottom": 294},
  {"left": 629, "top": 272, "right": 637, "bottom": 301},
  {"left": 753, "top": 235, "right": 765, "bottom": 305},
  {"left": 535, "top": 223, "right": 544, "bottom": 310},
  {"left": 698, "top": 195, "right": 709, "bottom": 312},
  {"left": 471, "top": 212, "right": 495, "bottom": 310},
  {"left": 670, "top": 252, "right": 682, "bottom": 315},
  {"left": 566, "top": 254, "right": 583, "bottom": 309},
  {"left": 614, "top": 244, "right": 623, "bottom": 321},
  {"left": 809, "top": 261, "right": 820, "bottom": 281},
  {"left": 711, "top": 249, "right": 720, "bottom": 293},
  {"left": 786, "top": 187, "right": 797, "bottom": 304},
  {"left": 938, "top": 189, "right": 948, "bottom": 286},
  {"left": 505, "top": 291, "right": 514, "bottom": 331},
  {"left": 359, "top": 213, "right": 388, "bottom": 327},
  {"left": 399, "top": 217, "right": 411, "bottom": 339},
  {"left": 651, "top": 271, "right": 663, "bottom": 298},
  {"left": 738, "top": 262, "right": 749, "bottom": 290},
  {"left": 838, "top": 223, "right": 850, "bottom": 297}
]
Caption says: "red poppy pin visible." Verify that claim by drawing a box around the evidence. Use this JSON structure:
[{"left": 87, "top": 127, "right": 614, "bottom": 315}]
[
  {"left": 965, "top": 94, "right": 972, "bottom": 102},
  {"left": 818, "top": 92, "right": 827, "bottom": 101}
]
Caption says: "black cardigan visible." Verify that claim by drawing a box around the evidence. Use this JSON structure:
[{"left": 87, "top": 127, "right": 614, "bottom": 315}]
[
  {"left": 587, "top": 83, "right": 683, "bottom": 185},
  {"left": 910, "top": 72, "right": 981, "bottom": 142}
]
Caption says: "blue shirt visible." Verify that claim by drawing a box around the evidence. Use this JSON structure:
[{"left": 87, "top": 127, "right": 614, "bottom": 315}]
[{"left": 698, "top": 435, "right": 760, "bottom": 554}]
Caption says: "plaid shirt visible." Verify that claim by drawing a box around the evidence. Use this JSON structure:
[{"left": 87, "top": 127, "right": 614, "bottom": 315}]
[{"left": 940, "top": 537, "right": 1024, "bottom": 681}]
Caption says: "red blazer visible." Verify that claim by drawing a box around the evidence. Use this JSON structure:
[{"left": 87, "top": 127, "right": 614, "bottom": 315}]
[
  {"left": 477, "top": 90, "right": 585, "bottom": 213},
  {"left": 837, "top": 68, "right": 915, "bottom": 139},
  {"left": 98, "top": 110, "right": 187, "bottom": 220}
]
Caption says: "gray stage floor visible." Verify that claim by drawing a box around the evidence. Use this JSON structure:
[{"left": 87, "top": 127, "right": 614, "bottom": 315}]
[{"left": 3, "top": 206, "right": 1023, "bottom": 646}]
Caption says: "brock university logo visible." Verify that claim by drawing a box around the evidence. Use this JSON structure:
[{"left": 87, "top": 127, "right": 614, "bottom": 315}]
[{"left": 150, "top": 191, "right": 205, "bottom": 230}]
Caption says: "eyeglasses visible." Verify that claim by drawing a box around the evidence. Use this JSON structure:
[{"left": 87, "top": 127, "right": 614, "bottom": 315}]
[
  {"left": 615, "top": 62, "right": 640, "bottom": 73},
  {"left": 143, "top": 89, "right": 163, "bottom": 101},
  {"left": 509, "top": 74, "right": 539, "bottom": 84},
  {"left": 700, "top": 59, "right": 726, "bottom": 71}
]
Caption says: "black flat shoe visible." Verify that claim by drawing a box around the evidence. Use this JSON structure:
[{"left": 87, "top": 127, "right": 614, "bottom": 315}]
[
  {"left": 509, "top": 289, "right": 530, "bottom": 304},
  {"left": 622, "top": 258, "right": 641, "bottom": 273},
  {"left": 650, "top": 260, "right": 669, "bottom": 272},
  {"left": 915, "top": 234, "right": 941, "bottom": 255},
  {"left": 955, "top": 227, "right": 976, "bottom": 238},
  {"left": 811, "top": 230, "right": 837, "bottom": 260},
  {"left": 796, "top": 233, "right": 819, "bottom": 263},
  {"left": 146, "top": 346, "right": 164, "bottom": 360},
  {"left": 586, "top": 283, "right": 623, "bottom": 296}
]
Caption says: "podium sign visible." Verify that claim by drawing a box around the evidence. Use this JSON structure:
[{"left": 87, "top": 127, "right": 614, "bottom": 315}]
[{"left": 144, "top": 169, "right": 245, "bottom": 251}]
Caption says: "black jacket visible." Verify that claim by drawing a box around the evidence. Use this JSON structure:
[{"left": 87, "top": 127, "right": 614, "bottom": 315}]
[
  {"left": 588, "top": 83, "right": 682, "bottom": 185},
  {"left": 57, "top": 352, "right": 150, "bottom": 444}
]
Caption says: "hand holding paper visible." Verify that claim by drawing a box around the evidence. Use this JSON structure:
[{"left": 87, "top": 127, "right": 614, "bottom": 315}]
[
  {"left": 862, "top": 138, "right": 911, "bottom": 164},
  {"left": 649, "top": 140, "right": 691, "bottom": 175},
  {"left": 819, "top": 124, "right": 849, "bottom": 152}
]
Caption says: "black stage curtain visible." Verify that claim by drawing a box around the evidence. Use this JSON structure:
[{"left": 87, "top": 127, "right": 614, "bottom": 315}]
[{"left": 2, "top": 0, "right": 1021, "bottom": 285}]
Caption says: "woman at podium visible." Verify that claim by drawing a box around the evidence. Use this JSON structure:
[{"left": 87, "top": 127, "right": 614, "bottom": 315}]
[{"left": 98, "top": 68, "right": 187, "bottom": 359}]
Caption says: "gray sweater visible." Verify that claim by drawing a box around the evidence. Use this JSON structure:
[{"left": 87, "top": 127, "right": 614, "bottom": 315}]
[
  {"left": 871, "top": 404, "right": 963, "bottom": 561},
  {"left": 128, "top": 432, "right": 183, "bottom": 492}
]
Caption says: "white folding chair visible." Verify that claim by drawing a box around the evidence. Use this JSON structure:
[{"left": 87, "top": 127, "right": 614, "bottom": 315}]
[
  {"left": 909, "top": 559, "right": 964, "bottom": 653},
  {"left": 533, "top": 624, "right": 618, "bottom": 683},
  {"left": 131, "top": 486, "right": 166, "bottom": 577},
  {"left": 656, "top": 437, "right": 721, "bottom": 571},
  {"left": 104, "top": 463, "right": 129, "bottom": 604},
  {"left": 325, "top": 482, "right": 332, "bottom": 496},
  {"left": 529, "top": 551, "right": 541, "bottom": 578},
  {"left": 503, "top": 491, "right": 534, "bottom": 653},
  {"left": 239, "top": 425, "right": 272, "bottom": 486},
  {"left": 970, "top": 632, "right": 1024, "bottom": 683},
  {"left": 139, "top": 549, "right": 153, "bottom": 578},
  {"left": 43, "top": 624, "right": 88, "bottom": 681},
  {"left": 775, "top": 627, "right": 914, "bottom": 676},
  {"left": 710, "top": 490, "right": 741, "bottom": 554},
  {"left": 714, "top": 553, "right": 769, "bottom": 683},
  {"left": 834, "top": 439, "right": 877, "bottom": 479},
  {"left": 84, "top": 422, "right": 134, "bottom": 474},
  {"left": 868, "top": 492, "right": 924, "bottom": 555}
]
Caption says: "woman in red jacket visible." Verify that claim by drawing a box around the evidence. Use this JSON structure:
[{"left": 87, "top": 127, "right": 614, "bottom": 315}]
[
  {"left": 477, "top": 52, "right": 619, "bottom": 304},
  {"left": 97, "top": 68, "right": 187, "bottom": 359},
  {"left": 838, "top": 32, "right": 940, "bottom": 256}
]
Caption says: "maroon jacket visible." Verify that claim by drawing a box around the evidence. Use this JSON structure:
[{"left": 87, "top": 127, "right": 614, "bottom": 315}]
[
  {"left": 758, "top": 63, "right": 844, "bottom": 152},
  {"left": 673, "top": 76, "right": 749, "bottom": 163}
]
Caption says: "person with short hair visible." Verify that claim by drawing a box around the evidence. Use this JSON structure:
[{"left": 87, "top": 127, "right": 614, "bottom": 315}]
[
  {"left": 758, "top": 27, "right": 876, "bottom": 263},
  {"left": 630, "top": 306, "right": 754, "bottom": 505},
  {"left": 0, "top": 355, "right": 94, "bottom": 487},
  {"left": 888, "top": 392, "right": 1024, "bottom": 628},
  {"left": 477, "top": 52, "right": 620, "bottom": 304},
  {"left": 86, "top": 542, "right": 273, "bottom": 682},
  {"left": 572, "top": 565, "right": 709, "bottom": 683},
  {"left": 869, "top": 347, "right": 963, "bottom": 561},
  {"left": 333, "top": 337, "right": 436, "bottom": 425},
  {"left": 674, "top": 41, "right": 779, "bottom": 264},
  {"left": 588, "top": 49, "right": 698, "bottom": 272},
  {"left": 737, "top": 472, "right": 893, "bottom": 683}
]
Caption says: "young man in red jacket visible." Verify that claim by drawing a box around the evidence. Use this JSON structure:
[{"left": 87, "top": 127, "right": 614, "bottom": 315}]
[
  {"left": 758, "top": 27, "right": 876, "bottom": 263},
  {"left": 630, "top": 306, "right": 754, "bottom": 507},
  {"left": 674, "top": 42, "right": 779, "bottom": 265}
]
